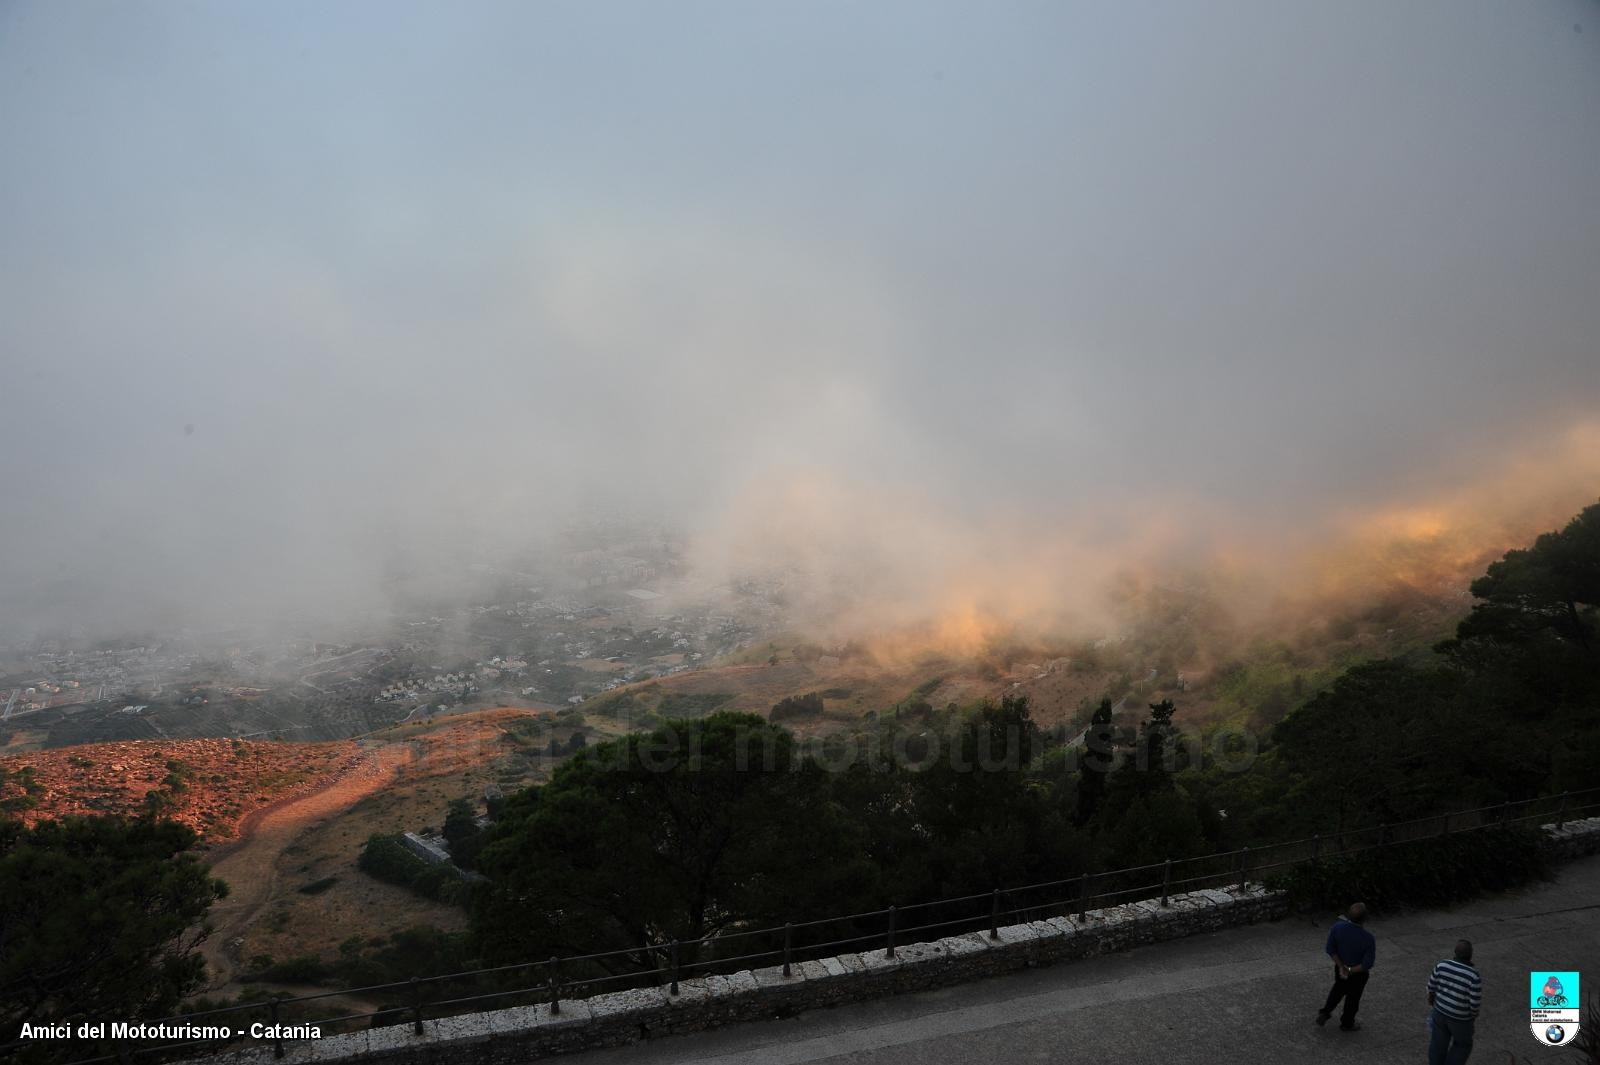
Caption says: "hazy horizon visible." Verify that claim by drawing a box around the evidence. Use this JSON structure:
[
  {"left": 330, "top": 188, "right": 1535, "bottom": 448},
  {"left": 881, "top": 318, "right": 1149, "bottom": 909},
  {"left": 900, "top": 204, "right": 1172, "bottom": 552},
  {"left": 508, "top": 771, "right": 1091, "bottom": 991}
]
[{"left": 3, "top": 1, "right": 1598, "bottom": 642}]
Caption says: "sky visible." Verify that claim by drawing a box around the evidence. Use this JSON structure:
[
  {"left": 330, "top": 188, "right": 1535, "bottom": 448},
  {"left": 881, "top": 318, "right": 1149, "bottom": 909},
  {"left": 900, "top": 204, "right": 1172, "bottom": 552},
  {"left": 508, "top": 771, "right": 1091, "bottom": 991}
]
[{"left": 2, "top": 0, "right": 1598, "bottom": 639}]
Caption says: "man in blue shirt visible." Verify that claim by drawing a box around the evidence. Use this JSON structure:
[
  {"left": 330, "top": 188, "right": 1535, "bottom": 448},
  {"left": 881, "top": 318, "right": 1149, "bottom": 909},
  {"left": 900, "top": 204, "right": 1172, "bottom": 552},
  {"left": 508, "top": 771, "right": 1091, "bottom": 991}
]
[{"left": 1316, "top": 902, "right": 1376, "bottom": 1031}]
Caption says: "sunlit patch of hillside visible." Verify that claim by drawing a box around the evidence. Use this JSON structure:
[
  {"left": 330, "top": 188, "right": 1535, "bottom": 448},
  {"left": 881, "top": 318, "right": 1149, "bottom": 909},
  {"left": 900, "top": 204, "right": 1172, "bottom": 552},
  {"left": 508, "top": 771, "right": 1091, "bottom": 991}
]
[{"left": 0, "top": 738, "right": 357, "bottom": 840}]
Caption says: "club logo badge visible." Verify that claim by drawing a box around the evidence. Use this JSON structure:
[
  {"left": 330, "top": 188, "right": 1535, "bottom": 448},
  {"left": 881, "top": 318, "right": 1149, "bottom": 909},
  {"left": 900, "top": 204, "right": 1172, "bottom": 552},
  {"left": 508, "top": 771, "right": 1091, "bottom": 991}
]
[{"left": 1530, "top": 971, "right": 1580, "bottom": 1046}]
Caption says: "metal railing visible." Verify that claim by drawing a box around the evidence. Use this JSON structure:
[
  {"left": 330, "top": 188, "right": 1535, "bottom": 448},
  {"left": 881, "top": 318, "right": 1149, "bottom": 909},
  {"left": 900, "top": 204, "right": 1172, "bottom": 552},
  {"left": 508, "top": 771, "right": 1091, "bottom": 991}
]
[{"left": 34, "top": 786, "right": 1600, "bottom": 1065}]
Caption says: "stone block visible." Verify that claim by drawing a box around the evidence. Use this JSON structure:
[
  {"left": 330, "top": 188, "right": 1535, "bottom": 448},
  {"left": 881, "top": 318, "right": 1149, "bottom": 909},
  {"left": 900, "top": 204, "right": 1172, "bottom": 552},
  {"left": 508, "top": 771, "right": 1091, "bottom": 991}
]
[
  {"left": 531, "top": 999, "right": 594, "bottom": 1029},
  {"left": 365, "top": 1022, "right": 426, "bottom": 1057},
  {"left": 751, "top": 964, "right": 807, "bottom": 991},
  {"left": 421, "top": 1015, "right": 492, "bottom": 1045},
  {"left": 896, "top": 940, "right": 946, "bottom": 965},
  {"left": 300, "top": 1023, "right": 368, "bottom": 1055},
  {"left": 797, "top": 959, "right": 836, "bottom": 981},
  {"left": 703, "top": 970, "right": 759, "bottom": 998},
  {"left": 935, "top": 932, "right": 992, "bottom": 957},
  {"left": 858, "top": 947, "right": 903, "bottom": 974},
  {"left": 990, "top": 922, "right": 1040, "bottom": 946},
  {"left": 662, "top": 978, "right": 713, "bottom": 1006},
  {"left": 480, "top": 1004, "right": 539, "bottom": 1034},
  {"left": 815, "top": 955, "right": 851, "bottom": 979},
  {"left": 587, "top": 986, "right": 668, "bottom": 1021},
  {"left": 833, "top": 953, "right": 868, "bottom": 976},
  {"left": 214, "top": 1045, "right": 281, "bottom": 1065}
]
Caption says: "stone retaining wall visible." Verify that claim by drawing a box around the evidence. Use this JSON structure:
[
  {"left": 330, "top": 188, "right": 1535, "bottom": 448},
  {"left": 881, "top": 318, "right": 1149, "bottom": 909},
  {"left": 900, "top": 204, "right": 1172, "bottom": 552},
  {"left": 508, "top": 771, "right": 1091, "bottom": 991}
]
[
  {"left": 202, "top": 815, "right": 1600, "bottom": 1065},
  {"left": 1542, "top": 814, "right": 1600, "bottom": 861}
]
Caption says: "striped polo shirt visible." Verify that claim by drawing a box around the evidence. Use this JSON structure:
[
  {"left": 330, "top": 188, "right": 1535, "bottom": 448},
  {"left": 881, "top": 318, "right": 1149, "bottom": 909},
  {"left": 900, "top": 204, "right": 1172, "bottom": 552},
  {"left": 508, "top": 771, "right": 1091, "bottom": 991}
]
[{"left": 1428, "top": 959, "right": 1482, "bottom": 1020}]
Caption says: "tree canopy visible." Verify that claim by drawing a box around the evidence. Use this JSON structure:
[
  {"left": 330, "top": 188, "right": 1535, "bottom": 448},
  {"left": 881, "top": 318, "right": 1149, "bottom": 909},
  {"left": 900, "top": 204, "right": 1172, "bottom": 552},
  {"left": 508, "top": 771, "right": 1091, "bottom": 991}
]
[
  {"left": 0, "top": 816, "right": 227, "bottom": 1044},
  {"left": 1455, "top": 501, "right": 1600, "bottom": 654},
  {"left": 473, "top": 713, "right": 875, "bottom": 966}
]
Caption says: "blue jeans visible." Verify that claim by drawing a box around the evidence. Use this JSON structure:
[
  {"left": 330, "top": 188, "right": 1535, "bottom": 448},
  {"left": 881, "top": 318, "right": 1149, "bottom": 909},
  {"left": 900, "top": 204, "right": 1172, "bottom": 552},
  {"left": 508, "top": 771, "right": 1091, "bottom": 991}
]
[{"left": 1429, "top": 1009, "right": 1474, "bottom": 1064}]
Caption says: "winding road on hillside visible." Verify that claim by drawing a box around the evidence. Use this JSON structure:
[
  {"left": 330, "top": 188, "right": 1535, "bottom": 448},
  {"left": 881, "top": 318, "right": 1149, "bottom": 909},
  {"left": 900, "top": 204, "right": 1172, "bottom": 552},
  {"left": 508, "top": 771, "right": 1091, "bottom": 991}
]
[
  {"left": 198, "top": 742, "right": 414, "bottom": 992},
  {"left": 562, "top": 854, "right": 1600, "bottom": 1065}
]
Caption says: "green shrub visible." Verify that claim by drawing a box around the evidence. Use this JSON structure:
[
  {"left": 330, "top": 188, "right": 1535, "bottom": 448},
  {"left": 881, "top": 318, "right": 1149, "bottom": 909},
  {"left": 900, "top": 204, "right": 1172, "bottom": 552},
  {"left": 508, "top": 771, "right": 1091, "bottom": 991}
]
[
  {"left": 358, "top": 834, "right": 429, "bottom": 887},
  {"left": 769, "top": 692, "right": 824, "bottom": 723},
  {"left": 241, "top": 954, "right": 329, "bottom": 984},
  {"left": 658, "top": 691, "right": 735, "bottom": 718},
  {"left": 357, "top": 833, "right": 467, "bottom": 905},
  {"left": 411, "top": 865, "right": 466, "bottom": 904},
  {"left": 1267, "top": 826, "right": 1549, "bottom": 913}
]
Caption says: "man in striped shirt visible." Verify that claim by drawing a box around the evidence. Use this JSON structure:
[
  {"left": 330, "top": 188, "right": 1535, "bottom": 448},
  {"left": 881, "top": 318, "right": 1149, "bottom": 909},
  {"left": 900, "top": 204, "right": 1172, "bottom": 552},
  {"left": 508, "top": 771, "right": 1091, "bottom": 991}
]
[{"left": 1427, "top": 939, "right": 1482, "bottom": 1064}]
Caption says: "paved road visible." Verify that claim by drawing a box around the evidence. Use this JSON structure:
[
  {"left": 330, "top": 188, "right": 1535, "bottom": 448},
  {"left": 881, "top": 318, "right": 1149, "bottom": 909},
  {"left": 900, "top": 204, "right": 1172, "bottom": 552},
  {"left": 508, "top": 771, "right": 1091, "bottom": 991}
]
[{"left": 564, "top": 855, "right": 1600, "bottom": 1065}]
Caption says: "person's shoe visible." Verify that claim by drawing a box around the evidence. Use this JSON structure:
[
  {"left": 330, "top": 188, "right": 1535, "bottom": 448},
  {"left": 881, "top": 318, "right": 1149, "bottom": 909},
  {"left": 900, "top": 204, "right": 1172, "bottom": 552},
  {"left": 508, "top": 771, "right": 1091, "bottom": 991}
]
[
  {"left": 1339, "top": 1021, "right": 1362, "bottom": 1032},
  {"left": 1315, "top": 1011, "right": 1331, "bottom": 1026}
]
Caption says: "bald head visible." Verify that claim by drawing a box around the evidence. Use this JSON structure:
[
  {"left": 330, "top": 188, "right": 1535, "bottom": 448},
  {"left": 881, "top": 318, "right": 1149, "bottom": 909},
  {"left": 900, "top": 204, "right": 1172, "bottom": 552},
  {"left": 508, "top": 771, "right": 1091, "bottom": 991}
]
[{"left": 1348, "top": 902, "right": 1368, "bottom": 925}]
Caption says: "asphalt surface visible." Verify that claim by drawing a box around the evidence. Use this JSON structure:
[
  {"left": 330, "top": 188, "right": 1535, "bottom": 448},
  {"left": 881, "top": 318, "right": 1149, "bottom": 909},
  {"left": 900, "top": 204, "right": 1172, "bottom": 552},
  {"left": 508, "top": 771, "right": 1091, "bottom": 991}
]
[{"left": 562, "top": 854, "right": 1600, "bottom": 1065}]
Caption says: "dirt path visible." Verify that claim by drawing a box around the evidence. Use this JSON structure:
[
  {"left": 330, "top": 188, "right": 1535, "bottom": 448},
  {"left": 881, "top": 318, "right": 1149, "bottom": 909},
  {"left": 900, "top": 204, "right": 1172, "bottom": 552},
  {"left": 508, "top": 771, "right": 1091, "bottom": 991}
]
[{"left": 199, "top": 742, "right": 414, "bottom": 992}]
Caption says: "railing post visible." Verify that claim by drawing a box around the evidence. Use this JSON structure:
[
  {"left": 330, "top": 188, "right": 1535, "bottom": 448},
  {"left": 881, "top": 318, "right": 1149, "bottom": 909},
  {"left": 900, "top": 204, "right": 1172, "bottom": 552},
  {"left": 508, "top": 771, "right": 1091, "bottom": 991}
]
[
  {"left": 1311, "top": 833, "right": 1320, "bottom": 859},
  {"left": 669, "top": 939, "right": 680, "bottom": 996},
  {"left": 1077, "top": 872, "right": 1090, "bottom": 921},
  {"left": 269, "top": 998, "right": 284, "bottom": 1059},
  {"left": 547, "top": 956, "right": 560, "bottom": 1015},
  {"left": 886, "top": 905, "right": 897, "bottom": 959},
  {"left": 1236, "top": 847, "right": 1249, "bottom": 891},
  {"left": 1499, "top": 801, "right": 1509, "bottom": 825},
  {"left": 410, "top": 976, "right": 424, "bottom": 1035},
  {"left": 1160, "top": 858, "right": 1172, "bottom": 907},
  {"left": 1558, "top": 791, "right": 1570, "bottom": 827},
  {"left": 989, "top": 888, "right": 1000, "bottom": 939},
  {"left": 782, "top": 923, "right": 793, "bottom": 977},
  {"left": 1440, "top": 811, "right": 1449, "bottom": 838},
  {"left": 1378, "top": 823, "right": 1388, "bottom": 853}
]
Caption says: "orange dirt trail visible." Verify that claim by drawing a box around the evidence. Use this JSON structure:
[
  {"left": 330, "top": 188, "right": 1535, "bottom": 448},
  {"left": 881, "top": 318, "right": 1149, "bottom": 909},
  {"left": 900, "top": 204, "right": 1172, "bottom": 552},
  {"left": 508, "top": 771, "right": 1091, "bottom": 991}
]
[{"left": 199, "top": 741, "right": 414, "bottom": 992}]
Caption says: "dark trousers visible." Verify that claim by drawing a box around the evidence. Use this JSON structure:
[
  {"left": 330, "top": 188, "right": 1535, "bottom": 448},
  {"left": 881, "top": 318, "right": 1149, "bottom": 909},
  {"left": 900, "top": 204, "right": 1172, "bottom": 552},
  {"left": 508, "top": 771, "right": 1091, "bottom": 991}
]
[
  {"left": 1321, "top": 967, "right": 1369, "bottom": 1028},
  {"left": 1428, "top": 1009, "right": 1474, "bottom": 1064}
]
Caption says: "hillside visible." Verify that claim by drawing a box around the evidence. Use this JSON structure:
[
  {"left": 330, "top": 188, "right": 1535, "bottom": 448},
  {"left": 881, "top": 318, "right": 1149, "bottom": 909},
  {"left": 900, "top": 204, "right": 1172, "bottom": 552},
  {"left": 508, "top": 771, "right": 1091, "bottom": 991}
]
[
  {"left": 574, "top": 571, "right": 1468, "bottom": 741},
  {"left": 0, "top": 738, "right": 358, "bottom": 840},
  {"left": 0, "top": 572, "right": 1473, "bottom": 1001}
]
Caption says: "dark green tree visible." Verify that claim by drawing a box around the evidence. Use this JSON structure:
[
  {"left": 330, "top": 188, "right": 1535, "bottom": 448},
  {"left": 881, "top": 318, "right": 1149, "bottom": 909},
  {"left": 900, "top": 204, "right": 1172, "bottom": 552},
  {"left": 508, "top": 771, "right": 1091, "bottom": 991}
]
[
  {"left": 1097, "top": 699, "right": 1182, "bottom": 824},
  {"left": 473, "top": 713, "right": 873, "bottom": 967},
  {"left": 442, "top": 799, "right": 485, "bottom": 871},
  {"left": 1269, "top": 659, "right": 1529, "bottom": 828},
  {"left": 1452, "top": 500, "right": 1600, "bottom": 654},
  {"left": 1074, "top": 697, "right": 1116, "bottom": 827},
  {"left": 1098, "top": 790, "right": 1207, "bottom": 870},
  {"left": 0, "top": 816, "right": 228, "bottom": 1043},
  {"left": 1436, "top": 500, "right": 1600, "bottom": 792},
  {"left": 907, "top": 696, "right": 1083, "bottom": 895}
]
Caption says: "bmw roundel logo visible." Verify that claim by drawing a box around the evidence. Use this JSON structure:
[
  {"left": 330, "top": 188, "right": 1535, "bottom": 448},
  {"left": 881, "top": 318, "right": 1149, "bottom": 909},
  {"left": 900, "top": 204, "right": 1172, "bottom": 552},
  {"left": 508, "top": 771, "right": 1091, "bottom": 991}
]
[{"left": 1546, "top": 1025, "right": 1566, "bottom": 1044}]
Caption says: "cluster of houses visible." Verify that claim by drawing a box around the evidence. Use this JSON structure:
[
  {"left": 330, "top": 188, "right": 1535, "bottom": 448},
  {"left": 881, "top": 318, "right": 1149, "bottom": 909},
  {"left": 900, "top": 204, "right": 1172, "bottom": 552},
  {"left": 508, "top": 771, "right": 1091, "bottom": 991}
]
[
  {"left": 377, "top": 655, "right": 538, "bottom": 704},
  {"left": 12, "top": 679, "right": 88, "bottom": 713},
  {"left": 376, "top": 672, "right": 481, "bottom": 703}
]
